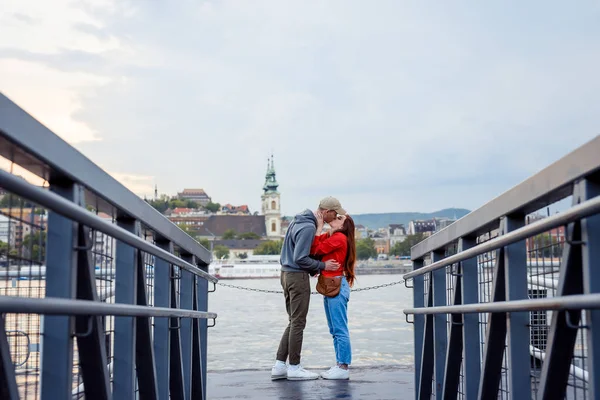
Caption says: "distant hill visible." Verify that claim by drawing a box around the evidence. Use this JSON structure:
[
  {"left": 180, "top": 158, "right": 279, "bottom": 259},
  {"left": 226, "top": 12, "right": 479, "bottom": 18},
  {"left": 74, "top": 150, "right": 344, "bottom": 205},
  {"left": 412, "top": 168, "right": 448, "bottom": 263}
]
[{"left": 349, "top": 208, "right": 471, "bottom": 230}]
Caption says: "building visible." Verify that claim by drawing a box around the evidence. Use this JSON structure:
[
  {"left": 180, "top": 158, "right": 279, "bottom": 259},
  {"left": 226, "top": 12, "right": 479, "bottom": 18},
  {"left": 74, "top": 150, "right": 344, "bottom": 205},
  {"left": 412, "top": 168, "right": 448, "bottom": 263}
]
[
  {"left": 525, "top": 213, "right": 566, "bottom": 257},
  {"left": 168, "top": 207, "right": 208, "bottom": 216},
  {"left": 94, "top": 213, "right": 116, "bottom": 270},
  {"left": 355, "top": 224, "right": 368, "bottom": 239},
  {"left": 196, "top": 215, "right": 267, "bottom": 239},
  {"left": 370, "top": 233, "right": 390, "bottom": 254},
  {"left": 434, "top": 217, "right": 456, "bottom": 232},
  {"left": 407, "top": 219, "right": 436, "bottom": 237},
  {"left": 389, "top": 224, "right": 406, "bottom": 247},
  {"left": 177, "top": 189, "right": 212, "bottom": 206},
  {"left": 0, "top": 214, "right": 16, "bottom": 246},
  {"left": 0, "top": 208, "right": 42, "bottom": 248},
  {"left": 219, "top": 204, "right": 250, "bottom": 215},
  {"left": 211, "top": 239, "right": 266, "bottom": 259},
  {"left": 281, "top": 217, "right": 291, "bottom": 237},
  {"left": 261, "top": 155, "right": 282, "bottom": 238}
]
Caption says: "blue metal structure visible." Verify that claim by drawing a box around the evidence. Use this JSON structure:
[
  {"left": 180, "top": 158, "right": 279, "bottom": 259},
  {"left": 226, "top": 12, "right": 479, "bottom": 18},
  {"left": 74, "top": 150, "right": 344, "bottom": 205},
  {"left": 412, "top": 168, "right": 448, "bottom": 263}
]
[
  {"left": 0, "top": 92, "right": 217, "bottom": 399},
  {"left": 404, "top": 135, "right": 600, "bottom": 399}
]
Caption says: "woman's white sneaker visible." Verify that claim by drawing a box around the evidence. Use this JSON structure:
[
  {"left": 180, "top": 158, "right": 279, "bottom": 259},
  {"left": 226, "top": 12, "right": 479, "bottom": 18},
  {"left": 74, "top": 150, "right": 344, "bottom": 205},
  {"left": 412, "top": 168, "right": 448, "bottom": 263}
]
[
  {"left": 321, "top": 365, "right": 349, "bottom": 380},
  {"left": 320, "top": 366, "right": 338, "bottom": 379},
  {"left": 286, "top": 365, "right": 319, "bottom": 380}
]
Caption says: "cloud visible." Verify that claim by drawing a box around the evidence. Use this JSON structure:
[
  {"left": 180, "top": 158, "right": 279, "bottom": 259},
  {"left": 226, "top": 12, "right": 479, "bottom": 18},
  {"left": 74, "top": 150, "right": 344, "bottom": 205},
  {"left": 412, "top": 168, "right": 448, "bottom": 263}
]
[
  {"left": 12, "top": 13, "right": 38, "bottom": 25},
  {"left": 108, "top": 172, "right": 155, "bottom": 197},
  {"left": 3, "top": 0, "right": 600, "bottom": 215}
]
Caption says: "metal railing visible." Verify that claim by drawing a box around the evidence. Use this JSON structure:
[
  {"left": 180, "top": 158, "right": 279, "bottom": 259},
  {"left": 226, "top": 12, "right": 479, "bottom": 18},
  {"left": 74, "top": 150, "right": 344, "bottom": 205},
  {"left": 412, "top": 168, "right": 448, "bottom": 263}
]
[
  {"left": 403, "top": 135, "right": 600, "bottom": 399},
  {"left": 0, "top": 92, "right": 217, "bottom": 400}
]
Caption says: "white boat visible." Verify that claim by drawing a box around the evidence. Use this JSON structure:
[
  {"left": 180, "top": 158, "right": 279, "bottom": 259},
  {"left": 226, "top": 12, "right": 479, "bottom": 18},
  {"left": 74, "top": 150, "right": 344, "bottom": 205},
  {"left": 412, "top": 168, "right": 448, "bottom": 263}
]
[{"left": 209, "top": 255, "right": 281, "bottom": 279}]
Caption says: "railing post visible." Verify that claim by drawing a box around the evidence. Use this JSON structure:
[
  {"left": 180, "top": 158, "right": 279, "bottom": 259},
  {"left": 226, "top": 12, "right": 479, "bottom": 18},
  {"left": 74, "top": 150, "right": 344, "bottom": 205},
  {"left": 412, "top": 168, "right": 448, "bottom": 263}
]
[
  {"left": 441, "top": 261, "right": 462, "bottom": 400},
  {"left": 478, "top": 246, "right": 507, "bottom": 398},
  {"left": 412, "top": 259, "right": 425, "bottom": 400},
  {"left": 154, "top": 239, "right": 173, "bottom": 400},
  {"left": 135, "top": 245, "right": 159, "bottom": 399},
  {"left": 180, "top": 254, "right": 195, "bottom": 399},
  {"left": 195, "top": 261, "right": 210, "bottom": 400},
  {"left": 113, "top": 217, "right": 140, "bottom": 399},
  {"left": 431, "top": 250, "right": 447, "bottom": 398},
  {"left": 418, "top": 274, "right": 434, "bottom": 400},
  {"left": 459, "top": 237, "right": 480, "bottom": 399},
  {"left": 169, "top": 267, "right": 185, "bottom": 400},
  {"left": 538, "top": 219, "right": 583, "bottom": 398},
  {"left": 40, "top": 180, "right": 80, "bottom": 400},
  {"left": 503, "top": 215, "right": 531, "bottom": 399},
  {"left": 580, "top": 178, "right": 600, "bottom": 399},
  {"left": 75, "top": 225, "right": 112, "bottom": 399},
  {"left": 0, "top": 315, "right": 19, "bottom": 400}
]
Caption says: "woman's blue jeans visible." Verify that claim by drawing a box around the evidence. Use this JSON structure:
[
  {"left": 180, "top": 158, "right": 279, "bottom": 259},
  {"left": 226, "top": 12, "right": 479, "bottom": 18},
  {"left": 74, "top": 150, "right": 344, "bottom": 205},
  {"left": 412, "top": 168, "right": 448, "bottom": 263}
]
[{"left": 323, "top": 277, "right": 351, "bottom": 365}]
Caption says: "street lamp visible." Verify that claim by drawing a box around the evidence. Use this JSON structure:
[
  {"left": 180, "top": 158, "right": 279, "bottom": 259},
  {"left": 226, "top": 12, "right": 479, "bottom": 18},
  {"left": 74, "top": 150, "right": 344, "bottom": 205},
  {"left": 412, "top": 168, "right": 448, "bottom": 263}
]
[{"left": 205, "top": 228, "right": 216, "bottom": 262}]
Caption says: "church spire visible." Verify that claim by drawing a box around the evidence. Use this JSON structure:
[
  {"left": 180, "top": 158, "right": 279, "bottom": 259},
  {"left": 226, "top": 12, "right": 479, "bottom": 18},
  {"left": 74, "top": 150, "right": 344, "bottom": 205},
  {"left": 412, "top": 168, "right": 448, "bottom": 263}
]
[{"left": 263, "top": 153, "right": 279, "bottom": 194}]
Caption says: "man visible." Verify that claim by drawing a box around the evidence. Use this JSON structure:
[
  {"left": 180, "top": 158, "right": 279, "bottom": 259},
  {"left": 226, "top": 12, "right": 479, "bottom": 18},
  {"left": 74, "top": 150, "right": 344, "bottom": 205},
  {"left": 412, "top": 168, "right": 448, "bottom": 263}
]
[{"left": 271, "top": 196, "right": 347, "bottom": 380}]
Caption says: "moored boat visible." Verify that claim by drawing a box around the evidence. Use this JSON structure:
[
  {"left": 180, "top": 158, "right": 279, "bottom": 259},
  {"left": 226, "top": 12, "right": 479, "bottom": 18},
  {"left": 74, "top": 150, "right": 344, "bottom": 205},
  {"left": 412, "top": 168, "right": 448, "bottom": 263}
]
[{"left": 209, "top": 255, "right": 281, "bottom": 279}]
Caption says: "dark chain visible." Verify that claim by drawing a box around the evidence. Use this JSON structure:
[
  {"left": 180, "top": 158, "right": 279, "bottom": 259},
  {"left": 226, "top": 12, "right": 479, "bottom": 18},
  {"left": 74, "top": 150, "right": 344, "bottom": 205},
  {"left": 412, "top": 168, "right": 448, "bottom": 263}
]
[{"left": 216, "top": 279, "right": 406, "bottom": 295}]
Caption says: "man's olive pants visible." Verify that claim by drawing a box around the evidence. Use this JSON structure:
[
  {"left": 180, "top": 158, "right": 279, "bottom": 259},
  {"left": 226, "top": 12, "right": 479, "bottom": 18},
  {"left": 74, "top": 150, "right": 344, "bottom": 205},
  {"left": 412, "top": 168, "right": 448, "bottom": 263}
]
[{"left": 276, "top": 271, "right": 311, "bottom": 365}]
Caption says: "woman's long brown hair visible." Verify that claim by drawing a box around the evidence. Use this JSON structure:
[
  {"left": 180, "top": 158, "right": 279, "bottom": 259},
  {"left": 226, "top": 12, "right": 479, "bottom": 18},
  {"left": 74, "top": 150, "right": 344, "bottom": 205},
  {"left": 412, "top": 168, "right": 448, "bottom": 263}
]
[{"left": 336, "top": 215, "right": 356, "bottom": 287}]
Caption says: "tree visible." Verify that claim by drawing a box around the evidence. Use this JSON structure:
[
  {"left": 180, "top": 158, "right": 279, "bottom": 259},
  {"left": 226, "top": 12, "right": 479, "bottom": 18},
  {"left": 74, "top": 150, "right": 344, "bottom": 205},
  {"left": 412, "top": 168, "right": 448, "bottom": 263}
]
[
  {"left": 146, "top": 198, "right": 169, "bottom": 213},
  {"left": 177, "top": 223, "right": 195, "bottom": 236},
  {"left": 531, "top": 233, "right": 560, "bottom": 258},
  {"left": 254, "top": 240, "right": 283, "bottom": 255},
  {"left": 146, "top": 196, "right": 201, "bottom": 214},
  {"left": 238, "top": 252, "right": 248, "bottom": 259},
  {"left": 185, "top": 200, "right": 200, "bottom": 209},
  {"left": 356, "top": 238, "right": 377, "bottom": 260},
  {"left": 214, "top": 245, "right": 230, "bottom": 259},
  {"left": 198, "top": 238, "right": 211, "bottom": 250},
  {"left": 390, "top": 233, "right": 426, "bottom": 257},
  {"left": 0, "top": 241, "right": 18, "bottom": 260},
  {"left": 222, "top": 229, "right": 237, "bottom": 240},
  {"left": 22, "top": 231, "right": 47, "bottom": 262},
  {"left": 237, "top": 232, "right": 260, "bottom": 240},
  {"left": 0, "top": 194, "right": 34, "bottom": 208},
  {"left": 205, "top": 202, "right": 221, "bottom": 213}
]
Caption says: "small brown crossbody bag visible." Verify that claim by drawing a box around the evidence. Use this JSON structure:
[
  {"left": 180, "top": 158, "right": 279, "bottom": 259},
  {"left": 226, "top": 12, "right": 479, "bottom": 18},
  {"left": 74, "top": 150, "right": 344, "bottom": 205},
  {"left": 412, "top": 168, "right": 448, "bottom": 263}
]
[{"left": 316, "top": 275, "right": 342, "bottom": 297}]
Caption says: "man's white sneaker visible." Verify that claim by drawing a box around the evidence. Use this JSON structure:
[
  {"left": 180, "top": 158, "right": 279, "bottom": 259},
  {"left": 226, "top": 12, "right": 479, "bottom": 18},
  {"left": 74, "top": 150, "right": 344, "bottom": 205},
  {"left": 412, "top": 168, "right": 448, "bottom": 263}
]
[
  {"left": 321, "top": 365, "right": 349, "bottom": 380},
  {"left": 271, "top": 363, "right": 287, "bottom": 380},
  {"left": 286, "top": 365, "right": 319, "bottom": 381}
]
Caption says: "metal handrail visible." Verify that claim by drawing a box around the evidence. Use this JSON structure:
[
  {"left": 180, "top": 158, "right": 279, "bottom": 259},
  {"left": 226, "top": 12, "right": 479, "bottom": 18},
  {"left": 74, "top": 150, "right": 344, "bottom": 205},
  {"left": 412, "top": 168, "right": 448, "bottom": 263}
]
[
  {"left": 0, "top": 296, "right": 217, "bottom": 319},
  {"left": 0, "top": 92, "right": 211, "bottom": 264},
  {"left": 410, "top": 135, "right": 600, "bottom": 259},
  {"left": 403, "top": 193, "right": 600, "bottom": 280},
  {"left": 403, "top": 293, "right": 600, "bottom": 315},
  {"left": 0, "top": 169, "right": 217, "bottom": 283}
]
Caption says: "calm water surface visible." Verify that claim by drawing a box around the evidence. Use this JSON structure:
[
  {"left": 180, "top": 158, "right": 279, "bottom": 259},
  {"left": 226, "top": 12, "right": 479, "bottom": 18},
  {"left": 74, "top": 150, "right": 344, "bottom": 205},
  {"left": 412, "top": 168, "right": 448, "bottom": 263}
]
[{"left": 207, "top": 275, "right": 414, "bottom": 371}]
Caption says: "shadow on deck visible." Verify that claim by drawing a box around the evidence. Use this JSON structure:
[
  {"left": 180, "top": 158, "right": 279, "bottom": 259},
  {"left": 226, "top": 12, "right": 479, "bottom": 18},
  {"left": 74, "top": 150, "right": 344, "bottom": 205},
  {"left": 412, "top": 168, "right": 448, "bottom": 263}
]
[{"left": 207, "top": 365, "right": 414, "bottom": 400}]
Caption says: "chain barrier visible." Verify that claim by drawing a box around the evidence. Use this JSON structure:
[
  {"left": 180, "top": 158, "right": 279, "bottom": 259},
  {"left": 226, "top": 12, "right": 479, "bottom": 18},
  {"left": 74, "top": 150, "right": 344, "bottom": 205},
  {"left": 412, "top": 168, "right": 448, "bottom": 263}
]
[{"left": 215, "top": 279, "right": 407, "bottom": 295}]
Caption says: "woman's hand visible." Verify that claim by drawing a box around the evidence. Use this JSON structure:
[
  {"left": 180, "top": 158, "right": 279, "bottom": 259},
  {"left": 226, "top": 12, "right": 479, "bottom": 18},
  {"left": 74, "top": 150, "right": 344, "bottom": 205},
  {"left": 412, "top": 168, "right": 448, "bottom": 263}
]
[{"left": 316, "top": 211, "right": 324, "bottom": 235}]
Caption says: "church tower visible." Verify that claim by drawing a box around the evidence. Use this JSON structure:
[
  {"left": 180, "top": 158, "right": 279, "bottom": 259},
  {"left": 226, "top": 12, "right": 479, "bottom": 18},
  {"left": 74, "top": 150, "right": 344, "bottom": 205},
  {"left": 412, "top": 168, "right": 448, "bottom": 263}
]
[{"left": 261, "top": 154, "right": 282, "bottom": 238}]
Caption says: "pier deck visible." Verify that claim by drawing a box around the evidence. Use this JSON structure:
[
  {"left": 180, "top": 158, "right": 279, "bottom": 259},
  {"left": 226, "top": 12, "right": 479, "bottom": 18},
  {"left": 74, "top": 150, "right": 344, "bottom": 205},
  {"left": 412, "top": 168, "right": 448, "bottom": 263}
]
[{"left": 207, "top": 365, "right": 413, "bottom": 399}]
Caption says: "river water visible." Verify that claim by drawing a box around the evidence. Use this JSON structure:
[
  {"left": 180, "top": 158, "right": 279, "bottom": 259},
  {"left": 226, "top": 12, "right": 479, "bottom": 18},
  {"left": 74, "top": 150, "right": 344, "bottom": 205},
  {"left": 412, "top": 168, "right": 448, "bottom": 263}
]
[{"left": 206, "top": 275, "right": 414, "bottom": 371}]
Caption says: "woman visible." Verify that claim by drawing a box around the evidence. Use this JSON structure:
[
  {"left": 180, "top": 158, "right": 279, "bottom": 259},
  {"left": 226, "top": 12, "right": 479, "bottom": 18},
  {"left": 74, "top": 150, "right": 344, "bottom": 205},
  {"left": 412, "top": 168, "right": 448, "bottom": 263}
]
[{"left": 311, "top": 213, "right": 356, "bottom": 380}]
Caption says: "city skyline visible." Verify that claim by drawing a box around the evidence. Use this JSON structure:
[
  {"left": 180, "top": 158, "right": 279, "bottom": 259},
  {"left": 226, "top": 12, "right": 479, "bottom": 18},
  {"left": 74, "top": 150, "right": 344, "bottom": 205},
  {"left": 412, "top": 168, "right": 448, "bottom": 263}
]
[{"left": 2, "top": 1, "right": 599, "bottom": 215}]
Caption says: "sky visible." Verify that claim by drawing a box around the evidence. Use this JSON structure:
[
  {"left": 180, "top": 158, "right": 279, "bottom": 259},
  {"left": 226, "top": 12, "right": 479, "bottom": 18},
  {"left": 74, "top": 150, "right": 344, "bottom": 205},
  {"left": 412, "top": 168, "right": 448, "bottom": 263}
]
[{"left": 1, "top": 1, "right": 599, "bottom": 216}]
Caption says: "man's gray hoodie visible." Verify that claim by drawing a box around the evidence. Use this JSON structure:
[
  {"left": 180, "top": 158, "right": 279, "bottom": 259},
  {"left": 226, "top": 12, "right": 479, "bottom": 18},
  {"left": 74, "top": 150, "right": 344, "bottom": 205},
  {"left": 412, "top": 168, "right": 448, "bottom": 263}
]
[{"left": 280, "top": 209, "right": 325, "bottom": 274}]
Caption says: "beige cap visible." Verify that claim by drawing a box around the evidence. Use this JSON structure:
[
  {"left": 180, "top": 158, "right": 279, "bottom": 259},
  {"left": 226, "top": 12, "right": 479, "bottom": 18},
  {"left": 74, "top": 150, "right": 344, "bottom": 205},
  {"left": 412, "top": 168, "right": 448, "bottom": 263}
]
[{"left": 319, "top": 196, "right": 347, "bottom": 215}]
